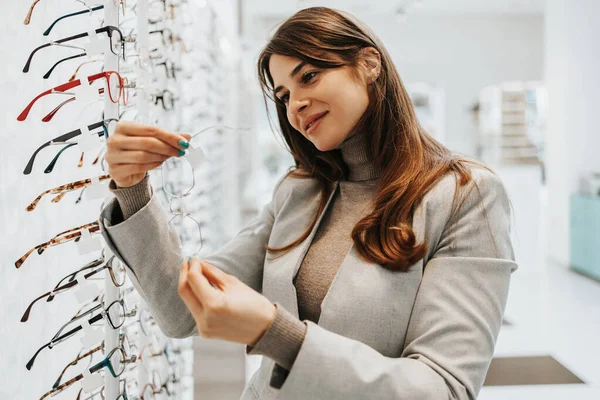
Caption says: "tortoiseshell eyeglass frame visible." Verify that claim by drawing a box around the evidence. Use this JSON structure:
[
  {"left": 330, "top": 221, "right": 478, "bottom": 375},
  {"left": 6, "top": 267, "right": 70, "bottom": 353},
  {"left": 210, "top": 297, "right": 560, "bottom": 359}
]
[
  {"left": 15, "top": 221, "right": 100, "bottom": 269},
  {"left": 26, "top": 174, "right": 111, "bottom": 212}
]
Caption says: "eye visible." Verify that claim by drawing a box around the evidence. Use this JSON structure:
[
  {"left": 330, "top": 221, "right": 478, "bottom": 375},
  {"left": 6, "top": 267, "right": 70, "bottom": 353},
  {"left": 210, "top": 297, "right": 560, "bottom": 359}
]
[
  {"left": 277, "top": 93, "right": 290, "bottom": 104},
  {"left": 301, "top": 70, "right": 318, "bottom": 84}
]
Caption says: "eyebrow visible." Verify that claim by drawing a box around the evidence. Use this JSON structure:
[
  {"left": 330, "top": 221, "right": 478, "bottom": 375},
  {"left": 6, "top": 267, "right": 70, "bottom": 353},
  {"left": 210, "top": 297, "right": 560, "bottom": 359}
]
[{"left": 273, "top": 61, "right": 307, "bottom": 96}]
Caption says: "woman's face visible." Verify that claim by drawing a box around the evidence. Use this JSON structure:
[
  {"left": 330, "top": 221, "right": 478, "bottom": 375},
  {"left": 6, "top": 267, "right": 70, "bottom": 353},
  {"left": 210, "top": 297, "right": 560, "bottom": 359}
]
[{"left": 269, "top": 54, "right": 370, "bottom": 152}]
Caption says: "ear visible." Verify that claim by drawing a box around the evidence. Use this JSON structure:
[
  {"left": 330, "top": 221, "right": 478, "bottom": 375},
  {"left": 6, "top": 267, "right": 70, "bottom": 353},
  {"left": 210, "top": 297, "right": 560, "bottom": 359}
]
[{"left": 358, "top": 47, "right": 381, "bottom": 84}]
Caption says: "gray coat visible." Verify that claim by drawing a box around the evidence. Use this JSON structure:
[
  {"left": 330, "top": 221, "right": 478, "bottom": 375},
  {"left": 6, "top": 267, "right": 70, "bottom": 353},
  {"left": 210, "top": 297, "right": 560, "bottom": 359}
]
[{"left": 99, "top": 166, "right": 517, "bottom": 400}]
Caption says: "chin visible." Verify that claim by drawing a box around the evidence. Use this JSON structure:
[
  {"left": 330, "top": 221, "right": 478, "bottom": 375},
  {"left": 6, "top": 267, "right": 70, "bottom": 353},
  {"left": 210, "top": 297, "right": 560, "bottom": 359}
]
[
  {"left": 310, "top": 135, "right": 345, "bottom": 152},
  {"left": 312, "top": 140, "right": 338, "bottom": 152}
]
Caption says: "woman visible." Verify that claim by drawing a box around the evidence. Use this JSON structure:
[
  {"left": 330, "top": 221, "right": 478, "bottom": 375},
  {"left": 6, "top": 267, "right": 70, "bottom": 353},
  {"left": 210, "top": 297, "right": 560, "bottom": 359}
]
[{"left": 101, "top": 6, "right": 517, "bottom": 399}]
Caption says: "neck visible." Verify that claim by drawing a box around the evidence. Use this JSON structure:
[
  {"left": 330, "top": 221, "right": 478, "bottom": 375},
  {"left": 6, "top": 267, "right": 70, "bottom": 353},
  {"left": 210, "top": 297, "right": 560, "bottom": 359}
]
[{"left": 339, "top": 130, "right": 381, "bottom": 182}]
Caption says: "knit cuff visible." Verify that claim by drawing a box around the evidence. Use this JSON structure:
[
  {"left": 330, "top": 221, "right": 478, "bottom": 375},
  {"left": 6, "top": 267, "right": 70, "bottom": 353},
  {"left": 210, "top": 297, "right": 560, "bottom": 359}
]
[
  {"left": 109, "top": 173, "right": 153, "bottom": 220},
  {"left": 245, "top": 303, "right": 307, "bottom": 371}
]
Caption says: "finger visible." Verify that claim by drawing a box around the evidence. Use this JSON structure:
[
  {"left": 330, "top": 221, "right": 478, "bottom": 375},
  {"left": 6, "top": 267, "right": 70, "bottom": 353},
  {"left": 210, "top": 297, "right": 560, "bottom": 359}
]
[
  {"left": 115, "top": 120, "right": 190, "bottom": 151},
  {"left": 105, "top": 150, "right": 169, "bottom": 165},
  {"left": 199, "top": 261, "right": 230, "bottom": 289},
  {"left": 178, "top": 258, "right": 204, "bottom": 314},
  {"left": 110, "top": 136, "right": 182, "bottom": 158},
  {"left": 187, "top": 257, "right": 219, "bottom": 302}
]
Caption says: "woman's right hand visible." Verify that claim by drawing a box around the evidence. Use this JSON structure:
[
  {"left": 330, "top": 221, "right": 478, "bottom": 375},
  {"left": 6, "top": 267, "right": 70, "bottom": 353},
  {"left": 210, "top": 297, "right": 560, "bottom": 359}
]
[{"left": 105, "top": 121, "right": 192, "bottom": 188}]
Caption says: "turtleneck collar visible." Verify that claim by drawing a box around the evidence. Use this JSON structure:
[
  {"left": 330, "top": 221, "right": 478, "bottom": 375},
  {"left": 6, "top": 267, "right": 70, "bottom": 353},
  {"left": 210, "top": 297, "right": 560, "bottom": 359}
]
[{"left": 338, "top": 129, "right": 382, "bottom": 182}]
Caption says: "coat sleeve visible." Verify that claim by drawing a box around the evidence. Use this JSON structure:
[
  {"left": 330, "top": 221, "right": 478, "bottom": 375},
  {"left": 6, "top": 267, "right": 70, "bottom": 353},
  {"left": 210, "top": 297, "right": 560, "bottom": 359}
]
[
  {"left": 275, "top": 170, "right": 518, "bottom": 400},
  {"left": 98, "top": 174, "right": 287, "bottom": 339}
]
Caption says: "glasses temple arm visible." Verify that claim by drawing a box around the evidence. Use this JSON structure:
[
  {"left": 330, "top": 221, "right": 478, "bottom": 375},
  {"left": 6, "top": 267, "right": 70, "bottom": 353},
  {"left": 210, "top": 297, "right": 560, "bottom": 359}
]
[
  {"left": 43, "top": 143, "right": 78, "bottom": 174},
  {"left": 23, "top": 126, "right": 89, "bottom": 174},
  {"left": 43, "top": 5, "right": 104, "bottom": 36},
  {"left": 25, "top": 188, "right": 54, "bottom": 212},
  {"left": 43, "top": 53, "right": 87, "bottom": 79},
  {"left": 23, "top": 0, "right": 42, "bottom": 25},
  {"left": 52, "top": 342, "right": 104, "bottom": 389}
]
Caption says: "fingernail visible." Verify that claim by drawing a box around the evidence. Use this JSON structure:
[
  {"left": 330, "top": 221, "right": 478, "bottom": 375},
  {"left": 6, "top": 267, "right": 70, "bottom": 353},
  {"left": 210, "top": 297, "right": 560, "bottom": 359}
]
[
  {"left": 178, "top": 139, "right": 189, "bottom": 149},
  {"left": 178, "top": 149, "right": 186, "bottom": 157}
]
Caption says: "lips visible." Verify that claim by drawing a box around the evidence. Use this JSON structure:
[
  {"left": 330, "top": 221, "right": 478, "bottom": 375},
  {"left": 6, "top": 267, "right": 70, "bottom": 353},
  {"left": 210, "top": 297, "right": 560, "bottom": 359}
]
[{"left": 304, "top": 111, "right": 328, "bottom": 132}]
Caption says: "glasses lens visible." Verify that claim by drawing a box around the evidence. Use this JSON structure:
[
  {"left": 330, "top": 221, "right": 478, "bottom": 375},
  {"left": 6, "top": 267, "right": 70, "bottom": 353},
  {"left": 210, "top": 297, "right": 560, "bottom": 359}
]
[
  {"left": 103, "top": 119, "right": 118, "bottom": 138},
  {"left": 161, "top": 157, "right": 194, "bottom": 199},
  {"left": 111, "top": 29, "right": 123, "bottom": 56},
  {"left": 167, "top": 213, "right": 203, "bottom": 257},
  {"left": 139, "top": 309, "right": 154, "bottom": 336},
  {"left": 173, "top": 364, "right": 181, "bottom": 382},
  {"left": 150, "top": 333, "right": 161, "bottom": 353},
  {"left": 122, "top": 78, "right": 129, "bottom": 105},
  {"left": 121, "top": 334, "right": 131, "bottom": 356},
  {"left": 152, "top": 370, "right": 161, "bottom": 389},
  {"left": 162, "top": 90, "right": 174, "bottom": 110},
  {"left": 143, "top": 384, "right": 155, "bottom": 400},
  {"left": 112, "top": 258, "right": 126, "bottom": 286},
  {"left": 107, "top": 300, "right": 125, "bottom": 329},
  {"left": 165, "top": 378, "right": 174, "bottom": 395},
  {"left": 107, "top": 72, "right": 121, "bottom": 103},
  {"left": 109, "top": 348, "right": 125, "bottom": 377}
]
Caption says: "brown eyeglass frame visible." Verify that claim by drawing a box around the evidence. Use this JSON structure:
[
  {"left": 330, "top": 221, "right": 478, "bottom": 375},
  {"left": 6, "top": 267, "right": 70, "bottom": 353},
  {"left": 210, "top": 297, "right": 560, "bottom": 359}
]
[
  {"left": 24, "top": 0, "right": 126, "bottom": 25},
  {"left": 15, "top": 221, "right": 100, "bottom": 269},
  {"left": 26, "top": 174, "right": 111, "bottom": 212}
]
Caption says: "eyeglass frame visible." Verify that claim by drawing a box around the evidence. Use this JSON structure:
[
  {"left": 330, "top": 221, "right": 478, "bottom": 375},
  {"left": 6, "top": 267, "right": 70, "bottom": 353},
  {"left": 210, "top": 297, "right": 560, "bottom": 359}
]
[
  {"left": 39, "top": 346, "right": 136, "bottom": 400},
  {"left": 26, "top": 298, "right": 136, "bottom": 370},
  {"left": 43, "top": 5, "right": 105, "bottom": 36},
  {"left": 53, "top": 331, "right": 135, "bottom": 389},
  {"left": 15, "top": 220, "right": 100, "bottom": 269},
  {"left": 22, "top": 119, "right": 114, "bottom": 175},
  {"left": 20, "top": 255, "right": 126, "bottom": 323},
  {"left": 26, "top": 174, "right": 111, "bottom": 211},
  {"left": 23, "top": 25, "right": 126, "bottom": 74},
  {"left": 17, "top": 71, "right": 127, "bottom": 121}
]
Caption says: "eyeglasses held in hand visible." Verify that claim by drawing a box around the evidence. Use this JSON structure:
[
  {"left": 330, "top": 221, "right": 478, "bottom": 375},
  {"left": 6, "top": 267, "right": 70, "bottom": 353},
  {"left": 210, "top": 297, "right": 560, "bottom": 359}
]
[
  {"left": 39, "top": 346, "right": 136, "bottom": 399},
  {"left": 160, "top": 126, "right": 249, "bottom": 257},
  {"left": 17, "top": 71, "right": 127, "bottom": 121},
  {"left": 15, "top": 221, "right": 100, "bottom": 269},
  {"left": 22, "top": 26, "right": 126, "bottom": 74},
  {"left": 27, "top": 298, "right": 136, "bottom": 370},
  {"left": 20, "top": 255, "right": 126, "bottom": 322}
]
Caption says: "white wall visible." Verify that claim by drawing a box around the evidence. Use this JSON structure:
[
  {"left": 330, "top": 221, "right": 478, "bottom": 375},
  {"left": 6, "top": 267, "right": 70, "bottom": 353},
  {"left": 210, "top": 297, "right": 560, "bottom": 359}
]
[
  {"left": 361, "top": 13, "right": 544, "bottom": 156},
  {"left": 544, "top": 0, "right": 600, "bottom": 266}
]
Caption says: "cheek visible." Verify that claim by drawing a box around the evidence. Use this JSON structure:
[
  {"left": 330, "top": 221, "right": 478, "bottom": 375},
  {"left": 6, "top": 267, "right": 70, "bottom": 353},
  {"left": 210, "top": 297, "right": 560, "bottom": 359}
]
[{"left": 286, "top": 110, "right": 301, "bottom": 131}]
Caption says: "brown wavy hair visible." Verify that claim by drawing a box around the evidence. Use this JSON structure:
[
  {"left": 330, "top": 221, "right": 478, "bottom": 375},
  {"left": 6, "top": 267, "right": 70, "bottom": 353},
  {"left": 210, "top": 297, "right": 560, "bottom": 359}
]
[{"left": 257, "top": 7, "right": 487, "bottom": 272}]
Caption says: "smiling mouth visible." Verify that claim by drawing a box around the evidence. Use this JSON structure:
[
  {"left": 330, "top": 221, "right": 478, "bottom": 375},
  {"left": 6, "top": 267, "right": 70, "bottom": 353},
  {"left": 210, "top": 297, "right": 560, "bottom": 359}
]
[{"left": 305, "top": 112, "right": 327, "bottom": 132}]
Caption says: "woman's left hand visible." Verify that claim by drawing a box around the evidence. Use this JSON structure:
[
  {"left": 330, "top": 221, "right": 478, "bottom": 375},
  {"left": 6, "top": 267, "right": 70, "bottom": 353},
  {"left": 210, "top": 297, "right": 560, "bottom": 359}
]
[{"left": 177, "top": 256, "right": 276, "bottom": 346}]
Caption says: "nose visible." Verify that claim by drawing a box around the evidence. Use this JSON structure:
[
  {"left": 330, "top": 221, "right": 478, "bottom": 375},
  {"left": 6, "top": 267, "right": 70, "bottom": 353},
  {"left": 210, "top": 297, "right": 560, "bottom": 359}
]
[{"left": 289, "top": 93, "right": 310, "bottom": 116}]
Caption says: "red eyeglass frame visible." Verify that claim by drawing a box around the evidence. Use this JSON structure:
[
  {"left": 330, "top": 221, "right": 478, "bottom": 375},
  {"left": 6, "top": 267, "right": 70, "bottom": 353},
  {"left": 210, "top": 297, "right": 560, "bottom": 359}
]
[{"left": 17, "top": 71, "right": 127, "bottom": 121}]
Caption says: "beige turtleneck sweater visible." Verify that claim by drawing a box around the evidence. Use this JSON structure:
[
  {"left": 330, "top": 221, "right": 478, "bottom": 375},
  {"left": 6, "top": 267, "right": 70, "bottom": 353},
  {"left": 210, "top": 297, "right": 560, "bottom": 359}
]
[{"left": 109, "top": 128, "right": 380, "bottom": 376}]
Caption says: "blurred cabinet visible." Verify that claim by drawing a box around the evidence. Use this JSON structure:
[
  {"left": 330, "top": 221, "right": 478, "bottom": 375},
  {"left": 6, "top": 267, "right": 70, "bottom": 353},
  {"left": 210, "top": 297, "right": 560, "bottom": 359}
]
[
  {"left": 478, "top": 81, "right": 547, "bottom": 166},
  {"left": 570, "top": 194, "right": 600, "bottom": 282}
]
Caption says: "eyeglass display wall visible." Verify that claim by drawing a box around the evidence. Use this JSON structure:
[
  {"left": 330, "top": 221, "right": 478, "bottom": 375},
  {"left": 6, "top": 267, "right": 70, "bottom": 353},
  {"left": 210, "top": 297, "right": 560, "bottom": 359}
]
[{"left": 0, "top": 0, "right": 246, "bottom": 398}]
